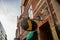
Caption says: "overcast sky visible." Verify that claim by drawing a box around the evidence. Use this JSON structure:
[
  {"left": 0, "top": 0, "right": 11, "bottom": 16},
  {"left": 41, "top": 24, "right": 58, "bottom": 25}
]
[{"left": 0, "top": 0, "right": 21, "bottom": 40}]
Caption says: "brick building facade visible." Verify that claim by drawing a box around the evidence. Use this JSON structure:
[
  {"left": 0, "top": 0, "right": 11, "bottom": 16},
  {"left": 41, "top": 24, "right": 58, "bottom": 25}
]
[{"left": 15, "top": 0, "right": 60, "bottom": 40}]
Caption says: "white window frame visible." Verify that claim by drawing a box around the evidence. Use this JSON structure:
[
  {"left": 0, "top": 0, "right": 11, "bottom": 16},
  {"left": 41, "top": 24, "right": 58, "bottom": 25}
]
[{"left": 28, "top": 5, "right": 33, "bottom": 19}]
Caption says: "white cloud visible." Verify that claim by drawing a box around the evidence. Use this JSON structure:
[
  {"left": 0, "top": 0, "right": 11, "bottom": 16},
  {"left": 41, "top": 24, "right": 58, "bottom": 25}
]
[{"left": 0, "top": 1, "right": 20, "bottom": 40}]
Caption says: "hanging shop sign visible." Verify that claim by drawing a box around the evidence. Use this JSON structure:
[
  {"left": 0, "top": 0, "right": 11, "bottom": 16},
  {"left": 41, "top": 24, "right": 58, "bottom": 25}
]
[{"left": 21, "top": 19, "right": 37, "bottom": 31}]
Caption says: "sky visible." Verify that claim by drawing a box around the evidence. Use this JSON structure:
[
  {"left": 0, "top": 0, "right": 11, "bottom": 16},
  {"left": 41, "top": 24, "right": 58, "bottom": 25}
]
[{"left": 0, "top": 0, "right": 21, "bottom": 40}]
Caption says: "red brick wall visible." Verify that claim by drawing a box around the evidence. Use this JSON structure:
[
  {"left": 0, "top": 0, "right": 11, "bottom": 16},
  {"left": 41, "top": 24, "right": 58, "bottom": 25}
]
[
  {"left": 20, "top": 0, "right": 40, "bottom": 39},
  {"left": 32, "top": 0, "right": 39, "bottom": 10}
]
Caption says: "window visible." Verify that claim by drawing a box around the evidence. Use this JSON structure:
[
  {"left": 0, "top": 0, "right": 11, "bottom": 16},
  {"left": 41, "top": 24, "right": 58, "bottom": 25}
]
[
  {"left": 23, "top": 0, "right": 28, "bottom": 6},
  {"left": 28, "top": 5, "right": 33, "bottom": 19},
  {"left": 21, "top": 6, "right": 24, "bottom": 14}
]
